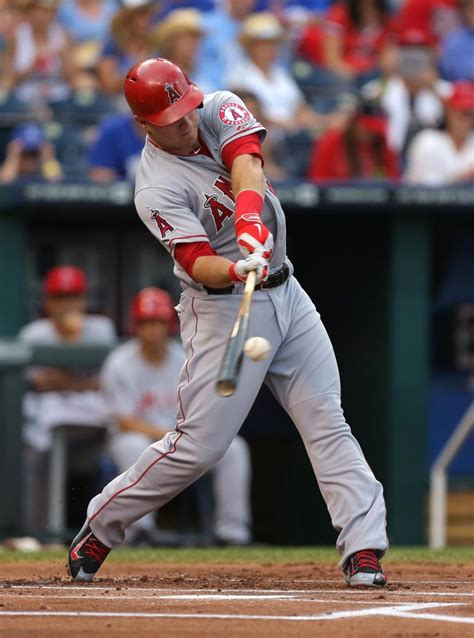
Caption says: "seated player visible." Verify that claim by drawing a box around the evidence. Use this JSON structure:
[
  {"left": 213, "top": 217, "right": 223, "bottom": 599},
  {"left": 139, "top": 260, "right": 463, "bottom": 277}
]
[
  {"left": 101, "top": 287, "right": 253, "bottom": 546},
  {"left": 18, "top": 265, "right": 116, "bottom": 539}
]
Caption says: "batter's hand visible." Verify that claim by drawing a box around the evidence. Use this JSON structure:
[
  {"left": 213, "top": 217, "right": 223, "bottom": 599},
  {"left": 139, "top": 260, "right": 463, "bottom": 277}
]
[
  {"left": 230, "top": 253, "right": 269, "bottom": 285},
  {"left": 235, "top": 214, "right": 274, "bottom": 259}
]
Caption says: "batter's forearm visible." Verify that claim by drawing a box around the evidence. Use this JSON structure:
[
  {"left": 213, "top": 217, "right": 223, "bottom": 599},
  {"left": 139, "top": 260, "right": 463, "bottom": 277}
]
[
  {"left": 231, "top": 154, "right": 265, "bottom": 197},
  {"left": 191, "top": 255, "right": 234, "bottom": 287}
]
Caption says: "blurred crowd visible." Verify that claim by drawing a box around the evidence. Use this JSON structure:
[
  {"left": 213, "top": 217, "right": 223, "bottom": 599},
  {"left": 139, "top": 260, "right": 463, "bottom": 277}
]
[{"left": 0, "top": 0, "right": 473, "bottom": 185}]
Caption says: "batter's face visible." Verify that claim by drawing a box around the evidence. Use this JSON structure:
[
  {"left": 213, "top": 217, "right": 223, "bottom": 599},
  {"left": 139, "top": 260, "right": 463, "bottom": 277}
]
[{"left": 137, "top": 110, "right": 200, "bottom": 155}]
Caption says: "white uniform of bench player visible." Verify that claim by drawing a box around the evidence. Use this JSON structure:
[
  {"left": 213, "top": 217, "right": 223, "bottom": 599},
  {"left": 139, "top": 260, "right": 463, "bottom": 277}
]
[{"left": 19, "top": 266, "right": 114, "bottom": 538}]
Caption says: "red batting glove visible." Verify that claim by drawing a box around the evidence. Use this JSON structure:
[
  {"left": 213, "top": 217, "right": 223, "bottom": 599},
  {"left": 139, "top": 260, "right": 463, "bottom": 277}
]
[{"left": 235, "top": 190, "right": 273, "bottom": 259}]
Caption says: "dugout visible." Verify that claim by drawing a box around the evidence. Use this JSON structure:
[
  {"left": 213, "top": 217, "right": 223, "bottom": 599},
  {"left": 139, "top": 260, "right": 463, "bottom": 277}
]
[{"left": 0, "top": 182, "right": 473, "bottom": 546}]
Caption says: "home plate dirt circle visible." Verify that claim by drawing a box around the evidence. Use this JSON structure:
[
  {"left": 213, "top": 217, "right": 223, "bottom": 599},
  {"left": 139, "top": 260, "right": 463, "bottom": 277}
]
[{"left": 0, "top": 561, "right": 473, "bottom": 637}]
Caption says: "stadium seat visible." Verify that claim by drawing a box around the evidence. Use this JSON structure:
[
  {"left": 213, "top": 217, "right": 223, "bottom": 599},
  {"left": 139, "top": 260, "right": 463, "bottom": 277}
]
[
  {"left": 50, "top": 89, "right": 116, "bottom": 126},
  {"left": 44, "top": 122, "right": 90, "bottom": 177},
  {"left": 0, "top": 89, "right": 37, "bottom": 162},
  {"left": 273, "top": 130, "right": 315, "bottom": 178},
  {"left": 292, "top": 60, "right": 354, "bottom": 113}
]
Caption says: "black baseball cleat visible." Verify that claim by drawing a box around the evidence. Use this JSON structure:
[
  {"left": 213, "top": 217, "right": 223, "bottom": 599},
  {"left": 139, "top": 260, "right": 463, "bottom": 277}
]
[
  {"left": 67, "top": 522, "right": 111, "bottom": 582},
  {"left": 344, "top": 549, "right": 387, "bottom": 587}
]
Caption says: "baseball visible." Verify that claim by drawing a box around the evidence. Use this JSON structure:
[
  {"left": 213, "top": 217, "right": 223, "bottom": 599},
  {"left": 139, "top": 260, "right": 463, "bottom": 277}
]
[{"left": 244, "top": 336, "right": 271, "bottom": 361}]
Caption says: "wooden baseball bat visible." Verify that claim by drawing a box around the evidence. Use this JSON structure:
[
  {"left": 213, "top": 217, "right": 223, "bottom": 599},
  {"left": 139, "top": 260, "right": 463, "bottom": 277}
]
[{"left": 216, "top": 270, "right": 257, "bottom": 397}]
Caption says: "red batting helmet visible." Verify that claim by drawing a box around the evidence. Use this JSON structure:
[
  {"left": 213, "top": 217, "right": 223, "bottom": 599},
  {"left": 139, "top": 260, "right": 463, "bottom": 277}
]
[
  {"left": 124, "top": 58, "right": 204, "bottom": 126},
  {"left": 132, "top": 287, "right": 178, "bottom": 331},
  {"left": 44, "top": 266, "right": 87, "bottom": 296}
]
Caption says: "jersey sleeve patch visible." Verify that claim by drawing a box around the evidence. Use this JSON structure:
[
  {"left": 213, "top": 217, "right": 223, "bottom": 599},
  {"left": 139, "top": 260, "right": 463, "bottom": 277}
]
[
  {"left": 150, "top": 209, "right": 175, "bottom": 238},
  {"left": 219, "top": 102, "right": 251, "bottom": 126}
]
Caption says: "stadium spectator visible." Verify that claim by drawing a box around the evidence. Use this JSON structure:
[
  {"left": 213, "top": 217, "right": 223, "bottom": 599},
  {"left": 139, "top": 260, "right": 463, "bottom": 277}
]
[
  {"left": 0, "top": 122, "right": 63, "bottom": 183},
  {"left": 88, "top": 113, "right": 145, "bottom": 182},
  {"left": 228, "top": 12, "right": 326, "bottom": 132},
  {"left": 321, "top": 0, "right": 397, "bottom": 82},
  {"left": 261, "top": 1, "right": 331, "bottom": 61},
  {"left": 361, "top": 35, "right": 452, "bottom": 155},
  {"left": 57, "top": 0, "right": 119, "bottom": 71},
  {"left": 267, "top": 0, "right": 330, "bottom": 15},
  {"left": 0, "top": 0, "right": 20, "bottom": 81},
  {"left": 151, "top": 8, "right": 211, "bottom": 92},
  {"left": 158, "top": 0, "right": 215, "bottom": 18},
  {"left": 307, "top": 98, "right": 400, "bottom": 180},
  {"left": 97, "top": 0, "right": 158, "bottom": 98},
  {"left": 198, "top": 0, "right": 258, "bottom": 92},
  {"left": 397, "top": 0, "right": 459, "bottom": 46},
  {"left": 404, "top": 81, "right": 474, "bottom": 184},
  {"left": 101, "top": 288, "right": 252, "bottom": 546},
  {"left": 296, "top": 11, "right": 330, "bottom": 69},
  {"left": 3, "top": 0, "right": 77, "bottom": 108},
  {"left": 18, "top": 265, "right": 116, "bottom": 539},
  {"left": 57, "top": 0, "right": 119, "bottom": 43},
  {"left": 439, "top": 0, "right": 474, "bottom": 82}
]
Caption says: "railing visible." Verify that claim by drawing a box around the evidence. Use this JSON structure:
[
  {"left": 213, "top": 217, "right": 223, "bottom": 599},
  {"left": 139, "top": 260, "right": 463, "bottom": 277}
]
[
  {"left": 0, "top": 342, "right": 112, "bottom": 538},
  {"left": 1, "top": 181, "right": 474, "bottom": 213},
  {"left": 429, "top": 401, "right": 474, "bottom": 549}
]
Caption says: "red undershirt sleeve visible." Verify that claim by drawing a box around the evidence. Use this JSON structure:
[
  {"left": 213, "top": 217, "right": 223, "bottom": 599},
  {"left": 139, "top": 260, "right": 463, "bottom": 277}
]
[
  {"left": 174, "top": 241, "right": 217, "bottom": 277},
  {"left": 222, "top": 133, "right": 264, "bottom": 169}
]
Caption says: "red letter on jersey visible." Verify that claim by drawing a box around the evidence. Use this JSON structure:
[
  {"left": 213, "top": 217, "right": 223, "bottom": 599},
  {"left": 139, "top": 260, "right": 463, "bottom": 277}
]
[
  {"left": 204, "top": 194, "right": 234, "bottom": 232},
  {"left": 214, "top": 175, "right": 234, "bottom": 201},
  {"left": 150, "top": 209, "right": 174, "bottom": 238}
]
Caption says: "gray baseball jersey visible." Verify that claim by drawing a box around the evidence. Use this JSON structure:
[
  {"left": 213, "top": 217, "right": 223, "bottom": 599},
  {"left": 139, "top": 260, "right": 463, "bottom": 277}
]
[
  {"left": 85, "top": 90, "right": 388, "bottom": 571},
  {"left": 134, "top": 91, "right": 287, "bottom": 290}
]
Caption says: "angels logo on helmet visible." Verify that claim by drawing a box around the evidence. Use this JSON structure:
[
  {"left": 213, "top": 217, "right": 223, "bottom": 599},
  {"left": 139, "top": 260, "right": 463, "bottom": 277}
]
[{"left": 165, "top": 82, "right": 183, "bottom": 105}]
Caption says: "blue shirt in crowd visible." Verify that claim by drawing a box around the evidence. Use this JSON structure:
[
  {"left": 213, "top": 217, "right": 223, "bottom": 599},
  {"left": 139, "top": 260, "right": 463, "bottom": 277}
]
[
  {"left": 88, "top": 114, "right": 145, "bottom": 181},
  {"left": 158, "top": 0, "right": 215, "bottom": 18},
  {"left": 57, "top": 0, "right": 119, "bottom": 43},
  {"left": 439, "top": 27, "right": 474, "bottom": 82}
]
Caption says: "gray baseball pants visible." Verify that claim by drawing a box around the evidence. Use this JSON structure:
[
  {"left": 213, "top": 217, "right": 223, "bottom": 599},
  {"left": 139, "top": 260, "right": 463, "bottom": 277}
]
[{"left": 87, "top": 276, "right": 388, "bottom": 568}]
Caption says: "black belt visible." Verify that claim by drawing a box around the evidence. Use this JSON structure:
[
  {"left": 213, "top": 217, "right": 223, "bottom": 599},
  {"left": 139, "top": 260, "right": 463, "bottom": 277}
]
[{"left": 205, "top": 263, "right": 290, "bottom": 295}]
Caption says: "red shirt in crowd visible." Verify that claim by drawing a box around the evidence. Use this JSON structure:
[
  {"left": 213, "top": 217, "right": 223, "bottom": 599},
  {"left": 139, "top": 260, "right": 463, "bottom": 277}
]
[
  {"left": 397, "top": 0, "right": 459, "bottom": 46},
  {"left": 324, "top": 3, "right": 397, "bottom": 74},
  {"left": 307, "top": 124, "right": 400, "bottom": 182}
]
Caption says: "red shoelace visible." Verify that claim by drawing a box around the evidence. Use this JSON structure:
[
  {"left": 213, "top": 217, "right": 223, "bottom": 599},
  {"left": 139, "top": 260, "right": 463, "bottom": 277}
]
[
  {"left": 351, "top": 550, "right": 381, "bottom": 573},
  {"left": 84, "top": 537, "right": 110, "bottom": 563}
]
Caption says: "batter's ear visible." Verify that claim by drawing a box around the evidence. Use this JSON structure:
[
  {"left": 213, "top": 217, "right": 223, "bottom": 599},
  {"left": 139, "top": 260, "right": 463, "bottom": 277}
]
[{"left": 134, "top": 116, "right": 148, "bottom": 129}]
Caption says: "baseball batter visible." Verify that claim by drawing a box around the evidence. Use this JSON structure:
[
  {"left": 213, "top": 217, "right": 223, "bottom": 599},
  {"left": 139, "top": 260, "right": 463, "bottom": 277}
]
[{"left": 69, "top": 58, "right": 388, "bottom": 587}]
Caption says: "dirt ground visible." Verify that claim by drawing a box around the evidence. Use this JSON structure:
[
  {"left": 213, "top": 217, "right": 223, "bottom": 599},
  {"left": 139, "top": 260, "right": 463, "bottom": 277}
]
[{"left": 0, "top": 561, "right": 473, "bottom": 637}]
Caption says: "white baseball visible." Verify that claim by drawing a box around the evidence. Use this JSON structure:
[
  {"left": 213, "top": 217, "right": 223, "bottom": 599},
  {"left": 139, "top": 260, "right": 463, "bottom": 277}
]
[{"left": 244, "top": 336, "right": 271, "bottom": 361}]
